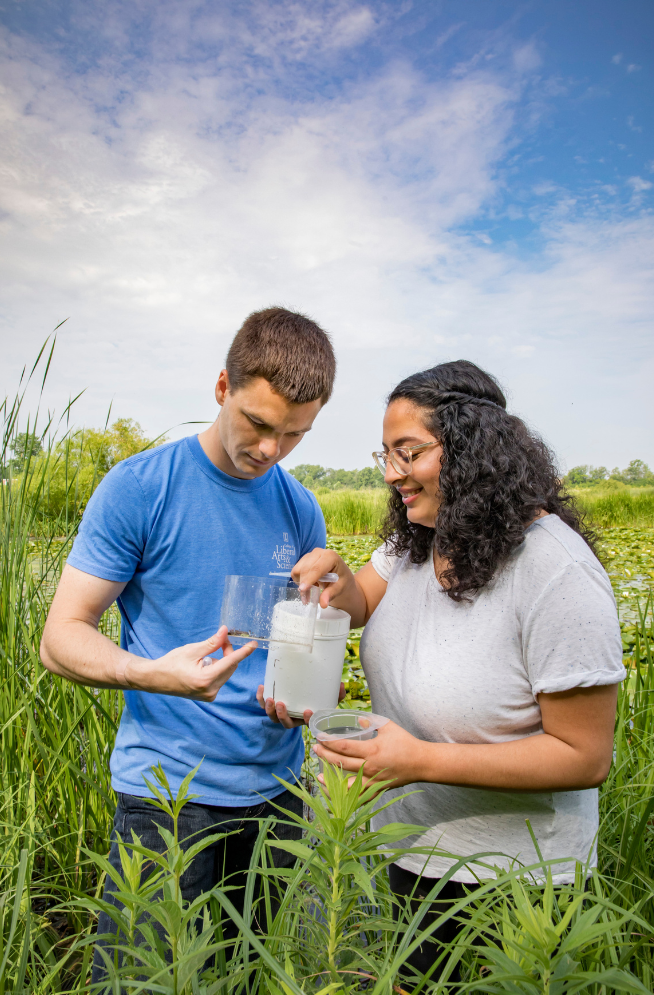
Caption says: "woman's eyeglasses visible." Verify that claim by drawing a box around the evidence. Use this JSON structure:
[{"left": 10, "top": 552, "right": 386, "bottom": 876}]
[{"left": 372, "top": 442, "right": 438, "bottom": 476}]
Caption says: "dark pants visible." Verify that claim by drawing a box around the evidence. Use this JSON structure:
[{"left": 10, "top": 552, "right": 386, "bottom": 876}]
[
  {"left": 389, "top": 863, "right": 479, "bottom": 986},
  {"left": 91, "top": 788, "right": 303, "bottom": 986}
]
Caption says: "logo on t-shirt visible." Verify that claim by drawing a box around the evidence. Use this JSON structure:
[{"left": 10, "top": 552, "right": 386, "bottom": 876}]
[{"left": 271, "top": 532, "right": 296, "bottom": 574}]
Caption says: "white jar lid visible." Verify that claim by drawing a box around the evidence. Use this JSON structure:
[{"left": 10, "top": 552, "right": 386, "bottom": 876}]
[{"left": 315, "top": 605, "right": 351, "bottom": 638}]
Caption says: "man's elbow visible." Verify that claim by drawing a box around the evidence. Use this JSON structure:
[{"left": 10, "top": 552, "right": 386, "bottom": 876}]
[{"left": 40, "top": 631, "right": 63, "bottom": 676}]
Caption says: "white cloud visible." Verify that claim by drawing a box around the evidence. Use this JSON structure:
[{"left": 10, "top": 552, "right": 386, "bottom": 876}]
[
  {"left": 627, "top": 176, "right": 653, "bottom": 193},
  {"left": 611, "top": 53, "right": 623, "bottom": 64},
  {"left": 0, "top": 4, "right": 652, "bottom": 473},
  {"left": 627, "top": 175, "right": 653, "bottom": 206},
  {"left": 512, "top": 43, "right": 541, "bottom": 73}
]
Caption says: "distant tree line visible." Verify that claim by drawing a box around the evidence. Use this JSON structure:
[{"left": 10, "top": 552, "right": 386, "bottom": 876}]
[
  {"left": 564, "top": 459, "right": 654, "bottom": 487},
  {"left": 288, "top": 464, "right": 385, "bottom": 490},
  {"left": 289, "top": 459, "right": 654, "bottom": 492}
]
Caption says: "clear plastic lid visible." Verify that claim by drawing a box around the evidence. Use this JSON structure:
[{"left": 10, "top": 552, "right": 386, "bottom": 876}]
[{"left": 219, "top": 575, "right": 319, "bottom": 649}]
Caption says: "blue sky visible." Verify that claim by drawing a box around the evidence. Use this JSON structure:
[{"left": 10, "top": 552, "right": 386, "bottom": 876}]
[{"left": 0, "top": 0, "right": 652, "bottom": 473}]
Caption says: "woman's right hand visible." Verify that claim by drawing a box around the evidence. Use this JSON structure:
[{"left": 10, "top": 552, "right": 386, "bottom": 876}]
[
  {"left": 293, "top": 548, "right": 388, "bottom": 627},
  {"left": 292, "top": 548, "right": 354, "bottom": 609}
]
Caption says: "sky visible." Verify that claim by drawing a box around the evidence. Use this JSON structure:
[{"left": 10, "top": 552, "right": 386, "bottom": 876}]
[{"left": 0, "top": 0, "right": 652, "bottom": 474}]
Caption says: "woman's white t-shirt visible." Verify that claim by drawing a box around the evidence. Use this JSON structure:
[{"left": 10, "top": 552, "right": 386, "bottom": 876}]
[{"left": 362, "top": 515, "right": 625, "bottom": 884}]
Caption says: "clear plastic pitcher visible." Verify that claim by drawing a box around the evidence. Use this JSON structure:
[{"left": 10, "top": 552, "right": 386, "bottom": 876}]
[{"left": 219, "top": 575, "right": 320, "bottom": 650}]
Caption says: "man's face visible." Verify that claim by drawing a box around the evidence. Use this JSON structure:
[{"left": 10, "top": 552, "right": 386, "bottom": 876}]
[{"left": 216, "top": 373, "right": 323, "bottom": 479}]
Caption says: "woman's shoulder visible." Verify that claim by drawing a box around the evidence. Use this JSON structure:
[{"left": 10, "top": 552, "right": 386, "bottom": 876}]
[
  {"left": 369, "top": 538, "right": 427, "bottom": 584},
  {"left": 513, "top": 514, "right": 610, "bottom": 597},
  {"left": 370, "top": 540, "right": 400, "bottom": 583},
  {"left": 523, "top": 514, "right": 601, "bottom": 569}
]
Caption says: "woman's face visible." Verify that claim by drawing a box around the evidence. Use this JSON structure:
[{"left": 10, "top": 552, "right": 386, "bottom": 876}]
[{"left": 381, "top": 399, "right": 443, "bottom": 527}]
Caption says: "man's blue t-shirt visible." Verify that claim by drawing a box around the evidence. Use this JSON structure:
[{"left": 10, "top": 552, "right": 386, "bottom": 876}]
[{"left": 67, "top": 434, "right": 326, "bottom": 806}]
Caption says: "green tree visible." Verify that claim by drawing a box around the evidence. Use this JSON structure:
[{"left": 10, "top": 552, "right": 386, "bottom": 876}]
[
  {"left": 564, "top": 465, "right": 610, "bottom": 487},
  {"left": 35, "top": 418, "right": 167, "bottom": 521},
  {"left": 288, "top": 464, "right": 327, "bottom": 488},
  {"left": 289, "top": 463, "right": 386, "bottom": 491},
  {"left": 564, "top": 466, "right": 590, "bottom": 486},
  {"left": 622, "top": 459, "right": 654, "bottom": 485},
  {"left": 9, "top": 432, "right": 44, "bottom": 473}
]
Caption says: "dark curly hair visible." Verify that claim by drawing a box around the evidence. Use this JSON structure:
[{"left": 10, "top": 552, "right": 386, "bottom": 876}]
[{"left": 381, "top": 360, "right": 596, "bottom": 602}]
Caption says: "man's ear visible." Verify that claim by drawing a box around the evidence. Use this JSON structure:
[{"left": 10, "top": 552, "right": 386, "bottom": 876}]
[{"left": 215, "top": 369, "right": 230, "bottom": 407}]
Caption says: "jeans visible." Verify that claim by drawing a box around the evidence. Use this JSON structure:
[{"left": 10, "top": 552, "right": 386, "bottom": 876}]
[
  {"left": 91, "top": 788, "right": 303, "bottom": 986},
  {"left": 389, "top": 863, "right": 479, "bottom": 986}
]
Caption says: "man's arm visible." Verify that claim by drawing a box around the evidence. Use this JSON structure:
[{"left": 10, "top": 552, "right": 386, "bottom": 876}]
[{"left": 41, "top": 564, "right": 255, "bottom": 701}]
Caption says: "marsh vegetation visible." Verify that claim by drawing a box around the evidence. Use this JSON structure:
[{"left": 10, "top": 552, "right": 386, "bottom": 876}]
[{"left": 2, "top": 351, "right": 654, "bottom": 992}]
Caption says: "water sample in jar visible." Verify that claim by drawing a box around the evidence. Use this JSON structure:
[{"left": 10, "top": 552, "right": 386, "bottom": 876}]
[
  {"left": 309, "top": 709, "right": 390, "bottom": 742},
  {"left": 263, "top": 606, "right": 351, "bottom": 717},
  {"left": 219, "top": 575, "right": 320, "bottom": 650}
]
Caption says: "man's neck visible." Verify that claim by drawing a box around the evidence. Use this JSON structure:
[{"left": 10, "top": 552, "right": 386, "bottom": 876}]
[{"left": 197, "top": 421, "right": 254, "bottom": 480}]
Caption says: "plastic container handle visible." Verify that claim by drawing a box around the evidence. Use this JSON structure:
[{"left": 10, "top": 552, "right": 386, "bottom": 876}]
[{"left": 272, "top": 571, "right": 339, "bottom": 583}]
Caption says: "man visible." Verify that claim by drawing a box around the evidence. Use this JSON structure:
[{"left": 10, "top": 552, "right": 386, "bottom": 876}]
[{"left": 40, "top": 306, "right": 336, "bottom": 971}]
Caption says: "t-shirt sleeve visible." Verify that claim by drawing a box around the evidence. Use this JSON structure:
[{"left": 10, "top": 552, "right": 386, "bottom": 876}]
[
  {"left": 370, "top": 541, "right": 399, "bottom": 583},
  {"left": 523, "top": 560, "right": 626, "bottom": 696},
  {"left": 299, "top": 492, "right": 327, "bottom": 556},
  {"left": 67, "top": 463, "right": 149, "bottom": 583}
]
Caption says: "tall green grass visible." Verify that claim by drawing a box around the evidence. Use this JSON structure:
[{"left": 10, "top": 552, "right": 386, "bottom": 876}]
[
  {"left": 1, "top": 348, "right": 121, "bottom": 992},
  {"left": 315, "top": 485, "right": 654, "bottom": 536},
  {"left": 571, "top": 487, "right": 654, "bottom": 528},
  {"left": 315, "top": 488, "right": 388, "bottom": 535},
  {"left": 60, "top": 756, "right": 654, "bottom": 994}
]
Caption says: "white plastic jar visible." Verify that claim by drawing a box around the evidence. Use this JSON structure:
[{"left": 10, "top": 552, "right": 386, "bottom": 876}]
[{"left": 263, "top": 605, "right": 351, "bottom": 718}]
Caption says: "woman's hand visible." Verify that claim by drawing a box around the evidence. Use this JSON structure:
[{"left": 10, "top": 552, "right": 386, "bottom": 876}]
[
  {"left": 315, "top": 685, "right": 620, "bottom": 795},
  {"left": 256, "top": 682, "right": 347, "bottom": 729},
  {"left": 291, "top": 547, "right": 356, "bottom": 609},
  {"left": 291, "top": 548, "right": 387, "bottom": 626},
  {"left": 314, "top": 720, "right": 429, "bottom": 790}
]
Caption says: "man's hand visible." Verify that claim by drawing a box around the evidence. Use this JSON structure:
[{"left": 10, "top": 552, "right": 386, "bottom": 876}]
[
  {"left": 133, "top": 627, "right": 257, "bottom": 701},
  {"left": 40, "top": 565, "right": 256, "bottom": 699},
  {"left": 256, "top": 681, "right": 347, "bottom": 729}
]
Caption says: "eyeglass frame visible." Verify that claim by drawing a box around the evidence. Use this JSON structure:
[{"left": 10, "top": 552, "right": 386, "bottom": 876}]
[{"left": 372, "top": 441, "right": 439, "bottom": 476}]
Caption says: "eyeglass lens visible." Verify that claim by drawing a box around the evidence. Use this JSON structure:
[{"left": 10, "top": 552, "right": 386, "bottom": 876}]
[{"left": 374, "top": 449, "right": 412, "bottom": 475}]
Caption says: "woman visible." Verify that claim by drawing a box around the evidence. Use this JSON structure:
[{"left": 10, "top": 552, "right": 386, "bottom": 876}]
[{"left": 276, "top": 360, "right": 625, "bottom": 978}]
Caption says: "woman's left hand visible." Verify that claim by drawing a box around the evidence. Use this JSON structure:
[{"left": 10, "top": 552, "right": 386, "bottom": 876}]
[{"left": 314, "top": 720, "right": 429, "bottom": 791}]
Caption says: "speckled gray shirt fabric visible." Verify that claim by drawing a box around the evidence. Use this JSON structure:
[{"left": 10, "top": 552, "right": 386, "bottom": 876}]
[{"left": 362, "top": 514, "right": 625, "bottom": 884}]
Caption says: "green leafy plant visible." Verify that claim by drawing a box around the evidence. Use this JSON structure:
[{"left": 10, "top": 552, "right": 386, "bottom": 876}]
[
  {"left": 76, "top": 763, "right": 239, "bottom": 995},
  {"left": 471, "top": 868, "right": 650, "bottom": 994}
]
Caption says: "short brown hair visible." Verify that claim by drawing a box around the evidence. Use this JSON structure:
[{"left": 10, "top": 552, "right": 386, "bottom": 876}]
[{"left": 226, "top": 307, "right": 336, "bottom": 404}]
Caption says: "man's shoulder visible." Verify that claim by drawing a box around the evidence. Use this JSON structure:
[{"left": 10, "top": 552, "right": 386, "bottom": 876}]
[
  {"left": 117, "top": 437, "right": 188, "bottom": 475},
  {"left": 274, "top": 465, "right": 319, "bottom": 508},
  {"left": 93, "top": 438, "right": 190, "bottom": 506}
]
